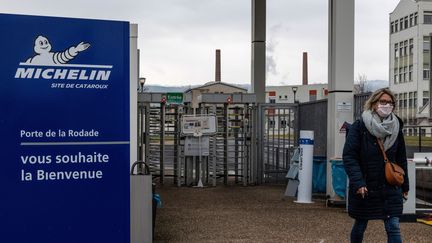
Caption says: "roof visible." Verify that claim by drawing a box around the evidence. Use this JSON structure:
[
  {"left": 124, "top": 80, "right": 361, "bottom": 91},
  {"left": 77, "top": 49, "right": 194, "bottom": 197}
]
[
  {"left": 184, "top": 81, "right": 248, "bottom": 93},
  {"left": 390, "top": 0, "right": 417, "bottom": 15}
]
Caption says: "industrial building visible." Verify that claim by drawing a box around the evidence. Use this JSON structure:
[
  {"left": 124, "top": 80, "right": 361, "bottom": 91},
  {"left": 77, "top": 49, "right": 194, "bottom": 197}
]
[
  {"left": 265, "top": 83, "right": 328, "bottom": 104},
  {"left": 390, "top": 0, "right": 432, "bottom": 135}
]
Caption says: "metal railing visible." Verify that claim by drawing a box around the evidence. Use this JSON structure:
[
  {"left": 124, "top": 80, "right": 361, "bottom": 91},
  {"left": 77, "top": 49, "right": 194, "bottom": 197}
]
[{"left": 403, "top": 125, "right": 432, "bottom": 158}]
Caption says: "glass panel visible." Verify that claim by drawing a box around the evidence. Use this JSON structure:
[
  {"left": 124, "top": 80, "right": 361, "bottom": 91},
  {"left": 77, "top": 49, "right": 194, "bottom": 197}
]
[
  {"left": 425, "top": 14, "right": 432, "bottom": 24},
  {"left": 423, "top": 70, "right": 430, "bottom": 80},
  {"left": 424, "top": 53, "right": 430, "bottom": 65}
]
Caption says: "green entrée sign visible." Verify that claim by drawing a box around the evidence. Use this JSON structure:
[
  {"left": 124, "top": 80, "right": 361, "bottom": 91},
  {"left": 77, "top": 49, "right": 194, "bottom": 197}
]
[{"left": 166, "top": 92, "right": 183, "bottom": 104}]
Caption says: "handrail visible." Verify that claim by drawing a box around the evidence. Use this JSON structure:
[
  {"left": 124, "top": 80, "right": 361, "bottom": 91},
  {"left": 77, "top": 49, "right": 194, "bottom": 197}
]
[
  {"left": 418, "top": 100, "right": 430, "bottom": 114},
  {"left": 130, "top": 161, "right": 151, "bottom": 175}
]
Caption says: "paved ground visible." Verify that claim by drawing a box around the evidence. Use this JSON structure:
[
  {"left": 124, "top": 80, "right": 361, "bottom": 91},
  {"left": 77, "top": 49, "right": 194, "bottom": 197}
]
[{"left": 154, "top": 185, "right": 431, "bottom": 243}]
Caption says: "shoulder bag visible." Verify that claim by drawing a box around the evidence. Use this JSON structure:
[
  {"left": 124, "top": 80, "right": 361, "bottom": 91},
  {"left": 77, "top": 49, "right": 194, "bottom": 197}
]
[{"left": 376, "top": 138, "right": 405, "bottom": 187}]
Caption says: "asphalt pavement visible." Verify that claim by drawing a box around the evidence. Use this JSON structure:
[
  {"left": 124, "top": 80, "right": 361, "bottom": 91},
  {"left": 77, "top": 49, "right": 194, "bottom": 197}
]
[{"left": 154, "top": 184, "right": 431, "bottom": 242}]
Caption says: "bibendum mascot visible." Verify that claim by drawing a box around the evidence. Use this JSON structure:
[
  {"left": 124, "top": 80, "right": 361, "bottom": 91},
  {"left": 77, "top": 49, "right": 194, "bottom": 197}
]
[{"left": 26, "top": 35, "right": 90, "bottom": 65}]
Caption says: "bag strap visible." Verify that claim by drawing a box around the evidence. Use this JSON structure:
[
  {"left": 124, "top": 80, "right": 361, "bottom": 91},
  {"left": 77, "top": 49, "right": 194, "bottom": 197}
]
[{"left": 376, "top": 138, "right": 389, "bottom": 163}]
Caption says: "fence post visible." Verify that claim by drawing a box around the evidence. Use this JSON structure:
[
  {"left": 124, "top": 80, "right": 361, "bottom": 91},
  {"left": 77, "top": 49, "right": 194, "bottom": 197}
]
[{"left": 419, "top": 127, "right": 422, "bottom": 152}]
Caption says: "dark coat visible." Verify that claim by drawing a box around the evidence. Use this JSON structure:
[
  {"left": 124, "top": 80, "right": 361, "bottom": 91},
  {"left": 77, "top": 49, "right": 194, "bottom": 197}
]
[{"left": 342, "top": 116, "right": 409, "bottom": 220}]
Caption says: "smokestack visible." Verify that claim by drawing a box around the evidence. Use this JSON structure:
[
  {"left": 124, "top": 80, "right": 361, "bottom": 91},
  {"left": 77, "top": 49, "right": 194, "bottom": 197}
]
[
  {"left": 215, "top": 49, "right": 221, "bottom": 82},
  {"left": 302, "top": 52, "right": 308, "bottom": 85}
]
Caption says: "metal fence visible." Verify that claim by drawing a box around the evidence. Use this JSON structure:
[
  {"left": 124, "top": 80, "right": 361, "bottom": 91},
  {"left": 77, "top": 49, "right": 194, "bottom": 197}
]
[
  {"left": 403, "top": 126, "right": 432, "bottom": 158},
  {"left": 298, "top": 99, "right": 327, "bottom": 157},
  {"left": 353, "top": 92, "right": 371, "bottom": 120},
  {"left": 137, "top": 90, "right": 432, "bottom": 212}
]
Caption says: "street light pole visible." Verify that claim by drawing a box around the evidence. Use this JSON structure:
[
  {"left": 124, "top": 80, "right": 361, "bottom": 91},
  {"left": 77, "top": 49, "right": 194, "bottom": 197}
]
[{"left": 139, "top": 77, "right": 146, "bottom": 93}]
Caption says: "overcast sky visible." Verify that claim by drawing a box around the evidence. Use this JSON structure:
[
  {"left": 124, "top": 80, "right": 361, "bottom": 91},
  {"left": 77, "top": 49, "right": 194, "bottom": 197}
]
[{"left": 0, "top": 0, "right": 400, "bottom": 86}]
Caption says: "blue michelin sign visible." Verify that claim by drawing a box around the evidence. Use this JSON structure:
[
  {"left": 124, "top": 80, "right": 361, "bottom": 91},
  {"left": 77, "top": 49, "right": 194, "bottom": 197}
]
[{"left": 0, "top": 14, "right": 130, "bottom": 243}]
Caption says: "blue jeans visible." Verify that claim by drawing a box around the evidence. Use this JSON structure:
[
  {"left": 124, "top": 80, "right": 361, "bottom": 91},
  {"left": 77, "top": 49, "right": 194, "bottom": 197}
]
[{"left": 350, "top": 217, "right": 402, "bottom": 243}]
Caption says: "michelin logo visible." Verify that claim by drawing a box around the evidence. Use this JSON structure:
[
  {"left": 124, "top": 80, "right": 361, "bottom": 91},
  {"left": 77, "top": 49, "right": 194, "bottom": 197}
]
[
  {"left": 15, "top": 36, "right": 112, "bottom": 81},
  {"left": 26, "top": 35, "right": 90, "bottom": 65}
]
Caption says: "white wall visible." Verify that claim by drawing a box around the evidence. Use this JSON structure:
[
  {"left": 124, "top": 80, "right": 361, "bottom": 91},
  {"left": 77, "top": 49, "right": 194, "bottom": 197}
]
[{"left": 265, "top": 84, "right": 328, "bottom": 103}]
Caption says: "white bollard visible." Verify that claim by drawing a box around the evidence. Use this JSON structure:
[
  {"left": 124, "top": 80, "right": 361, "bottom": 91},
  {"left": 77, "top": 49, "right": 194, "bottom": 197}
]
[{"left": 295, "top": 130, "right": 314, "bottom": 204}]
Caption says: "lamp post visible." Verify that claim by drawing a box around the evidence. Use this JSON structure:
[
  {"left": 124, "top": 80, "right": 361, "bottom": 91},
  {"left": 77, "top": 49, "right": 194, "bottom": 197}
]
[
  {"left": 139, "top": 77, "right": 146, "bottom": 93},
  {"left": 292, "top": 86, "right": 298, "bottom": 103}
]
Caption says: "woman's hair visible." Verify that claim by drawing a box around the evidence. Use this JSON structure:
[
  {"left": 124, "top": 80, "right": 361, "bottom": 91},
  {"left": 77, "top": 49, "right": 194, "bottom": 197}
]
[{"left": 363, "top": 88, "right": 396, "bottom": 111}]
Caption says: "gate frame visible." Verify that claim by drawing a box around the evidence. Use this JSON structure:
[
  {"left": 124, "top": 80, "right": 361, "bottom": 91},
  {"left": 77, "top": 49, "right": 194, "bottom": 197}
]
[{"left": 257, "top": 103, "right": 299, "bottom": 184}]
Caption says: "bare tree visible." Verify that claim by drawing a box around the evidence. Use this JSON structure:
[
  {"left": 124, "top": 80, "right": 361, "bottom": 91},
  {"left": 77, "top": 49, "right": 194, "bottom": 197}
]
[{"left": 354, "top": 73, "right": 368, "bottom": 94}]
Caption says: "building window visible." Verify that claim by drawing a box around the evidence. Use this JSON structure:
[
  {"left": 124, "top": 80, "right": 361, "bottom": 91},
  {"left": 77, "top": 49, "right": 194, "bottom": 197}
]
[
  {"left": 284, "top": 95, "right": 288, "bottom": 99},
  {"left": 409, "top": 39, "right": 414, "bottom": 55},
  {"left": 415, "top": 12, "right": 418, "bottom": 25},
  {"left": 404, "top": 16, "right": 409, "bottom": 28},
  {"left": 414, "top": 91, "right": 417, "bottom": 107},
  {"left": 409, "top": 92, "right": 413, "bottom": 108},
  {"left": 399, "top": 67, "right": 404, "bottom": 82},
  {"left": 309, "top": 90, "right": 317, "bottom": 101},
  {"left": 280, "top": 120, "right": 287, "bottom": 129},
  {"left": 399, "top": 41, "right": 404, "bottom": 57},
  {"left": 279, "top": 95, "right": 282, "bottom": 99},
  {"left": 268, "top": 119, "right": 275, "bottom": 128},
  {"left": 409, "top": 65, "right": 413, "bottom": 81},
  {"left": 410, "top": 14, "right": 414, "bottom": 27},
  {"left": 395, "top": 21, "right": 399, "bottom": 32},
  {"left": 394, "top": 67, "right": 398, "bottom": 84},
  {"left": 395, "top": 43, "right": 399, "bottom": 58},
  {"left": 391, "top": 22, "right": 394, "bottom": 33},
  {"left": 425, "top": 11, "right": 432, "bottom": 24},
  {"left": 424, "top": 36, "right": 430, "bottom": 51},
  {"left": 395, "top": 94, "right": 400, "bottom": 109},
  {"left": 324, "top": 89, "right": 328, "bottom": 96},
  {"left": 423, "top": 69, "right": 430, "bottom": 80},
  {"left": 400, "top": 19, "right": 404, "bottom": 30},
  {"left": 424, "top": 91, "right": 429, "bottom": 107},
  {"left": 269, "top": 99, "right": 276, "bottom": 104}
]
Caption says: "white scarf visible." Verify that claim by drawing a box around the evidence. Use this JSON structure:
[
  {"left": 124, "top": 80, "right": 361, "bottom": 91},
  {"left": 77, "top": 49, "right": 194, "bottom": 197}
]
[{"left": 361, "top": 110, "right": 399, "bottom": 151}]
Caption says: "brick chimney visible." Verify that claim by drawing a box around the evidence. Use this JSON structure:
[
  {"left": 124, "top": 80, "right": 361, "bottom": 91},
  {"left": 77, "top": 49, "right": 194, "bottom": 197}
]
[
  {"left": 215, "top": 49, "right": 221, "bottom": 82},
  {"left": 302, "top": 52, "right": 308, "bottom": 85}
]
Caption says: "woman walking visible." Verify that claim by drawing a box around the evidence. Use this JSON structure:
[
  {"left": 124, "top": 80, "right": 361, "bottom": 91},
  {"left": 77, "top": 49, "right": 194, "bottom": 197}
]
[{"left": 343, "top": 88, "right": 409, "bottom": 243}]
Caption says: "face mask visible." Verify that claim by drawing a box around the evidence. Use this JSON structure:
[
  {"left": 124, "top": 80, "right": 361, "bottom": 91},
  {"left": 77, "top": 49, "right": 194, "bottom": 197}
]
[{"left": 376, "top": 104, "right": 393, "bottom": 117}]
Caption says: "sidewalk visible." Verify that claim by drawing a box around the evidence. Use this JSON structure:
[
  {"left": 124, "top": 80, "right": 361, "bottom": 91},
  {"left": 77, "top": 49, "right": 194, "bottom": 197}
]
[{"left": 154, "top": 185, "right": 430, "bottom": 242}]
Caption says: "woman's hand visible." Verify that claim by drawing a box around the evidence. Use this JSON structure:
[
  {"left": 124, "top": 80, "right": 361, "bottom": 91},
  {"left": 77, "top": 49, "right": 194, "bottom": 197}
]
[
  {"left": 402, "top": 191, "right": 408, "bottom": 200},
  {"left": 356, "top": 186, "right": 368, "bottom": 198}
]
